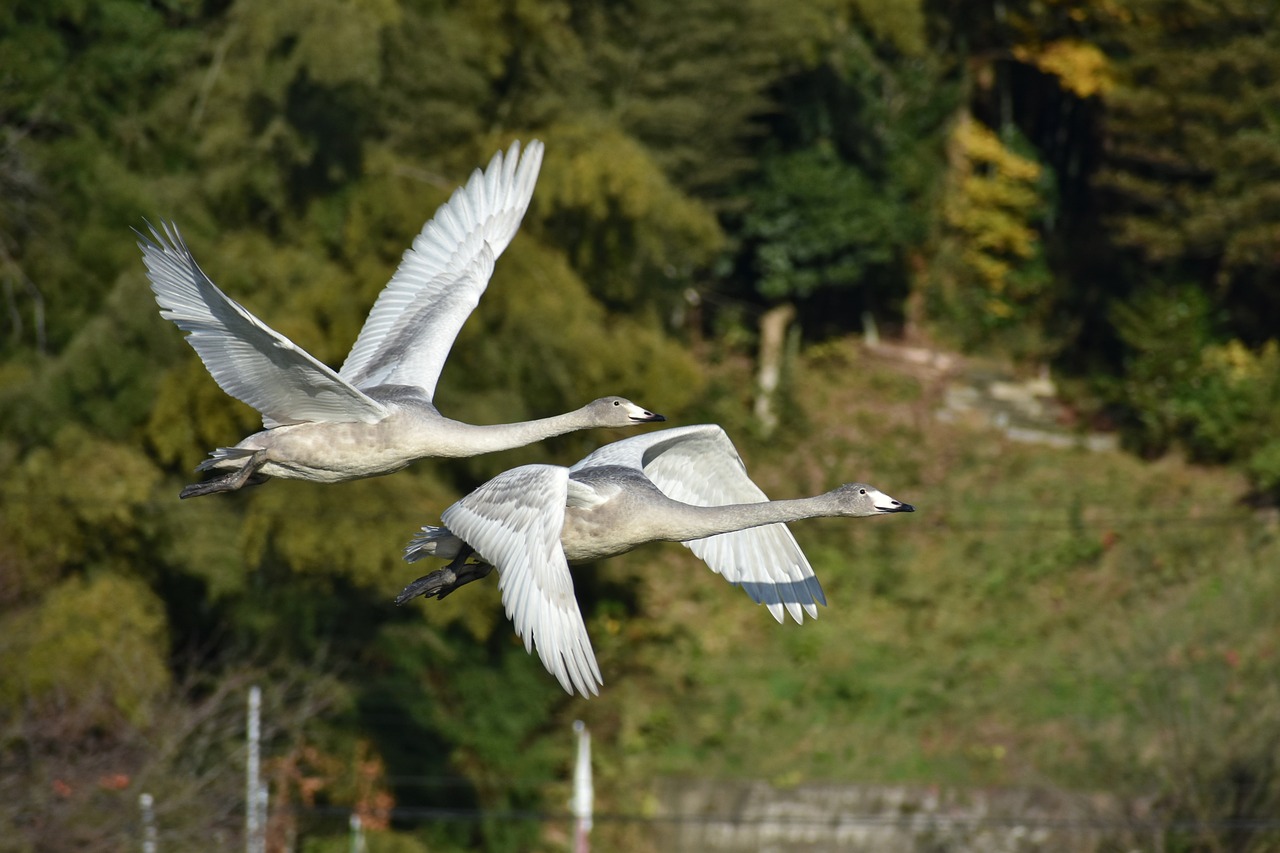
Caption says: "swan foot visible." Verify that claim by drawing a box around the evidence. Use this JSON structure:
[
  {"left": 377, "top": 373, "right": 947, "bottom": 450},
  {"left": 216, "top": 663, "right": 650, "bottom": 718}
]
[
  {"left": 395, "top": 550, "right": 493, "bottom": 604},
  {"left": 179, "top": 451, "right": 268, "bottom": 499}
]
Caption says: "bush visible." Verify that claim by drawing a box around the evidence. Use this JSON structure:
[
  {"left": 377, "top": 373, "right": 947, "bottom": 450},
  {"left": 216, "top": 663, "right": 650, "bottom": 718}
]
[{"left": 1107, "top": 286, "right": 1280, "bottom": 499}]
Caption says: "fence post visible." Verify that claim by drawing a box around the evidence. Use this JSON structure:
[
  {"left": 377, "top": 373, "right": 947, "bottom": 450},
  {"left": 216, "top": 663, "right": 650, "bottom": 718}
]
[
  {"left": 572, "top": 720, "right": 593, "bottom": 853},
  {"left": 246, "top": 685, "right": 265, "bottom": 853},
  {"left": 140, "top": 792, "right": 156, "bottom": 853},
  {"left": 349, "top": 813, "right": 365, "bottom": 853}
]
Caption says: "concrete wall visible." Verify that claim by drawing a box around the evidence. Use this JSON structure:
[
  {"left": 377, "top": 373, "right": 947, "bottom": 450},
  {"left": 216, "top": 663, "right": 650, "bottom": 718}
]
[{"left": 652, "top": 779, "right": 1151, "bottom": 852}]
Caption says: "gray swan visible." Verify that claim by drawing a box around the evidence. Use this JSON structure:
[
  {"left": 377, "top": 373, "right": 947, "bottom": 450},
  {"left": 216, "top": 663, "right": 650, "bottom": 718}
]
[
  {"left": 397, "top": 424, "right": 914, "bottom": 696},
  {"left": 137, "top": 140, "right": 663, "bottom": 498}
]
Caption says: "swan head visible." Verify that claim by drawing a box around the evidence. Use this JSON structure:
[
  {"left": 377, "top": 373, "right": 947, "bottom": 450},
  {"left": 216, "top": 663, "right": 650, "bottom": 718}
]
[
  {"left": 832, "top": 483, "right": 915, "bottom": 517},
  {"left": 587, "top": 396, "right": 666, "bottom": 426}
]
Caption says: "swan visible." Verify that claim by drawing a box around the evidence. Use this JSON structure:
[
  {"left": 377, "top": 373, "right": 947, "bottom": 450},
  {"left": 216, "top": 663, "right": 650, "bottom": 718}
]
[
  {"left": 136, "top": 140, "right": 664, "bottom": 498},
  {"left": 395, "top": 424, "right": 914, "bottom": 696}
]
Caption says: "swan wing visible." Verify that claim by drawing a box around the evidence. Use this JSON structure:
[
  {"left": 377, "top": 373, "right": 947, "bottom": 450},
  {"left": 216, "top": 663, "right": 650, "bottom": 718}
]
[
  {"left": 573, "top": 424, "right": 826, "bottom": 623},
  {"left": 442, "top": 464, "right": 602, "bottom": 697},
  {"left": 137, "top": 221, "right": 389, "bottom": 429},
  {"left": 339, "top": 140, "right": 544, "bottom": 396},
  {"left": 682, "top": 516, "right": 827, "bottom": 625}
]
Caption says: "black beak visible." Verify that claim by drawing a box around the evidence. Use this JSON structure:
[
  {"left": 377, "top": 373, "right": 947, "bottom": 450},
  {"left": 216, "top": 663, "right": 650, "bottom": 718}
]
[
  {"left": 632, "top": 411, "right": 666, "bottom": 423},
  {"left": 881, "top": 502, "right": 915, "bottom": 513}
]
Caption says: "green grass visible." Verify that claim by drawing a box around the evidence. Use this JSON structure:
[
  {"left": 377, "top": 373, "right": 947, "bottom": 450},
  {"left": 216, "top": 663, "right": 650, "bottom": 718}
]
[{"left": 541, "top": 339, "right": 1280, "bottom": 849}]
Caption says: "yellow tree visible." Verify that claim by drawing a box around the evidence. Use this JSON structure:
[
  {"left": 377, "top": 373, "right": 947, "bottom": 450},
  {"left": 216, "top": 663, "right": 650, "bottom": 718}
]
[{"left": 925, "top": 115, "right": 1053, "bottom": 357}]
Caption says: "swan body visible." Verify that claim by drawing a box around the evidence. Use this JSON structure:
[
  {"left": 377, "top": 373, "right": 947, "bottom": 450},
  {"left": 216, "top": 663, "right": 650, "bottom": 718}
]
[
  {"left": 192, "top": 393, "right": 661, "bottom": 484},
  {"left": 397, "top": 424, "right": 915, "bottom": 696},
  {"left": 137, "top": 141, "right": 663, "bottom": 498}
]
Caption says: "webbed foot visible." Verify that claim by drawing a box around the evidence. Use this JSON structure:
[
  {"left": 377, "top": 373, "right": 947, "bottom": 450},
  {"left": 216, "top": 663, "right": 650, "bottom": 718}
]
[
  {"left": 179, "top": 451, "right": 268, "bottom": 499},
  {"left": 395, "top": 546, "right": 493, "bottom": 603}
]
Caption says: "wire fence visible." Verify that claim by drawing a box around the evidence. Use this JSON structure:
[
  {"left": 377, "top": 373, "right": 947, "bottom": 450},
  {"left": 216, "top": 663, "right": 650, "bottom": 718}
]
[{"left": 290, "top": 803, "right": 1280, "bottom": 833}]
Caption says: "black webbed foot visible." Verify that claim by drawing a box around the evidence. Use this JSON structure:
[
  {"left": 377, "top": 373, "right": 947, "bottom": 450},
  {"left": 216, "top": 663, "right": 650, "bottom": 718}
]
[
  {"left": 394, "top": 545, "right": 493, "bottom": 604},
  {"left": 179, "top": 451, "right": 268, "bottom": 499}
]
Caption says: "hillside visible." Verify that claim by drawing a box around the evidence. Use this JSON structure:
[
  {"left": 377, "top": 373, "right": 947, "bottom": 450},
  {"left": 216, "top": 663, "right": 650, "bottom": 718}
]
[
  {"left": 4, "top": 2, "right": 1280, "bottom": 849},
  {"left": 467, "top": 338, "right": 1277, "bottom": 851}
]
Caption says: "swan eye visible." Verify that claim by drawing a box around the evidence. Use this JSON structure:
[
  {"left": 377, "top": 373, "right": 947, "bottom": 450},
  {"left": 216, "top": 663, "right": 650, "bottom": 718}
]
[
  {"left": 859, "top": 488, "right": 866, "bottom": 494},
  {"left": 613, "top": 400, "right": 620, "bottom": 406}
]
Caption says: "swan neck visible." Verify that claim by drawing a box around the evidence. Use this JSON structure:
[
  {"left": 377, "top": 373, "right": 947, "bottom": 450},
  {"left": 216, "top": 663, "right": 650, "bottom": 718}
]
[
  {"left": 659, "top": 495, "right": 833, "bottom": 542},
  {"left": 431, "top": 408, "right": 594, "bottom": 455}
]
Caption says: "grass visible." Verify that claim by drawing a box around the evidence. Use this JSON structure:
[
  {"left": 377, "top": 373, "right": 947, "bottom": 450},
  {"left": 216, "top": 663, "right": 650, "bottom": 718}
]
[{"left": 538, "top": 338, "right": 1280, "bottom": 849}]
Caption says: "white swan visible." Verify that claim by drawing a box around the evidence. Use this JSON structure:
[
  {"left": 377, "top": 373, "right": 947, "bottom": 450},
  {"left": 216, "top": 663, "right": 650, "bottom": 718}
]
[
  {"left": 396, "top": 424, "right": 915, "bottom": 696},
  {"left": 137, "top": 141, "right": 664, "bottom": 498}
]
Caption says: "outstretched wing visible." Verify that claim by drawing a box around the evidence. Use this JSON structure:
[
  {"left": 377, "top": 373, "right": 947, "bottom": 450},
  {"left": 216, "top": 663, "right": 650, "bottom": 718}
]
[
  {"left": 573, "top": 424, "right": 826, "bottom": 624},
  {"left": 339, "top": 140, "right": 544, "bottom": 397},
  {"left": 441, "top": 464, "right": 602, "bottom": 697},
  {"left": 137, "top": 221, "right": 388, "bottom": 429}
]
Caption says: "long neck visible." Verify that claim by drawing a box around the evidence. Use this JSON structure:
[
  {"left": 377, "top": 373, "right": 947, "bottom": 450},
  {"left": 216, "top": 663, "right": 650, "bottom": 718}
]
[
  {"left": 426, "top": 408, "right": 599, "bottom": 457},
  {"left": 649, "top": 494, "right": 838, "bottom": 543}
]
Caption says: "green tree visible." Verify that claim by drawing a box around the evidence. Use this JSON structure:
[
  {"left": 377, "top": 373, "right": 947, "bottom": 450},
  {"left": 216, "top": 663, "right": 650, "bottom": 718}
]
[
  {"left": 0, "top": 573, "right": 170, "bottom": 731},
  {"left": 1107, "top": 284, "right": 1280, "bottom": 496},
  {"left": 1094, "top": 0, "right": 1280, "bottom": 345},
  {"left": 724, "top": 7, "right": 953, "bottom": 337},
  {"left": 0, "top": 0, "right": 205, "bottom": 357}
]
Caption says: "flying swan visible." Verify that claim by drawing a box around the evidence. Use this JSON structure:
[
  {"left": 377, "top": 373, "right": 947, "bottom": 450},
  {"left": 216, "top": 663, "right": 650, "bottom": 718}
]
[
  {"left": 396, "top": 424, "right": 914, "bottom": 696},
  {"left": 137, "top": 140, "right": 664, "bottom": 498}
]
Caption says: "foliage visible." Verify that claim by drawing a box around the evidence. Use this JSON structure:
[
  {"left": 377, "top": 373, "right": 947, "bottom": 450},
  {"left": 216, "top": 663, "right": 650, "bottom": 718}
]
[
  {"left": 924, "top": 116, "right": 1056, "bottom": 358},
  {"left": 654, "top": 346, "right": 1280, "bottom": 848},
  {"left": 1074, "top": 1, "right": 1280, "bottom": 493},
  {"left": 740, "top": 144, "right": 910, "bottom": 301},
  {"left": 1012, "top": 39, "right": 1114, "bottom": 99},
  {"left": 3, "top": 0, "right": 1280, "bottom": 849},
  {"left": 1175, "top": 340, "right": 1280, "bottom": 466},
  {"left": 378, "top": 0, "right": 786, "bottom": 193},
  {"left": 540, "top": 342, "right": 1278, "bottom": 850},
  {"left": 1105, "top": 283, "right": 1217, "bottom": 455},
  {"left": 1106, "top": 284, "right": 1280, "bottom": 496},
  {"left": 0, "top": 660, "right": 348, "bottom": 852},
  {"left": 0, "top": 424, "right": 162, "bottom": 589},
  {"left": 1087, "top": 536, "right": 1280, "bottom": 852},
  {"left": 728, "top": 0, "right": 954, "bottom": 331},
  {"left": 1093, "top": 0, "right": 1280, "bottom": 345},
  {"left": 0, "top": 572, "right": 170, "bottom": 731},
  {"left": 562, "top": 0, "right": 786, "bottom": 193},
  {"left": 532, "top": 122, "right": 725, "bottom": 310},
  {"left": 0, "top": 0, "right": 204, "bottom": 357}
]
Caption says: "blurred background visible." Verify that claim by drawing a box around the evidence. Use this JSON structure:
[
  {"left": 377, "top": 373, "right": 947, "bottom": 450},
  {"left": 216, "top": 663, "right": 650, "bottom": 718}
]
[{"left": 2, "top": 0, "right": 1279, "bottom": 850}]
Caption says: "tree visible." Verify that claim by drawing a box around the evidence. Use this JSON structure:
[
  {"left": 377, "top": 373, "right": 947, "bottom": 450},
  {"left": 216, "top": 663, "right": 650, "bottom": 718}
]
[
  {"left": 924, "top": 115, "right": 1055, "bottom": 358},
  {"left": 1094, "top": 0, "right": 1280, "bottom": 344},
  {"left": 728, "top": 0, "right": 954, "bottom": 337}
]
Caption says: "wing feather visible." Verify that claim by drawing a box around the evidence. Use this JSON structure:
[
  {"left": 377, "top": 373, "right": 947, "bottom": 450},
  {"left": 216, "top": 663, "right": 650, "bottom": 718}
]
[
  {"left": 137, "top": 221, "right": 388, "bottom": 429},
  {"left": 339, "top": 140, "right": 544, "bottom": 395},
  {"left": 573, "top": 425, "right": 825, "bottom": 623},
  {"left": 441, "top": 464, "right": 603, "bottom": 696}
]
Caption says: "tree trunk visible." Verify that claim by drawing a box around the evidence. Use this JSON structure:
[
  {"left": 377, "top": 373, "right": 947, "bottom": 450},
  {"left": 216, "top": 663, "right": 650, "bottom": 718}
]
[{"left": 754, "top": 303, "right": 795, "bottom": 436}]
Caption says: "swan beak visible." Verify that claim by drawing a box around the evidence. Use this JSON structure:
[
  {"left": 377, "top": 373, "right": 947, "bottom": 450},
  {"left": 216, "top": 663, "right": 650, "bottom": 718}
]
[
  {"left": 873, "top": 490, "right": 915, "bottom": 513},
  {"left": 630, "top": 409, "right": 666, "bottom": 423}
]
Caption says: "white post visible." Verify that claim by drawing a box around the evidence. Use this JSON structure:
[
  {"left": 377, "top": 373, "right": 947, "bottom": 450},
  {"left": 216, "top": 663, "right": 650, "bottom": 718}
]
[
  {"left": 246, "top": 685, "right": 265, "bottom": 853},
  {"left": 258, "top": 785, "right": 269, "bottom": 851},
  {"left": 754, "top": 303, "right": 796, "bottom": 436},
  {"left": 861, "top": 310, "right": 880, "bottom": 347},
  {"left": 571, "top": 720, "right": 593, "bottom": 853},
  {"left": 139, "top": 792, "right": 157, "bottom": 853},
  {"left": 349, "top": 813, "right": 365, "bottom": 853}
]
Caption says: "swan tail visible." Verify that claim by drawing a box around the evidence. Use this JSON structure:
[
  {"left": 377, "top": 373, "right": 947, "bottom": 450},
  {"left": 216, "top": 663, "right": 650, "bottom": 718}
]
[
  {"left": 195, "top": 446, "right": 258, "bottom": 473},
  {"left": 404, "top": 526, "right": 467, "bottom": 563}
]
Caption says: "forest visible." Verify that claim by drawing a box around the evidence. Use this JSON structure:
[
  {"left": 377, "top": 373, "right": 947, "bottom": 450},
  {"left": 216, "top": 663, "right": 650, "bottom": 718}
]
[{"left": 2, "top": 0, "right": 1279, "bottom": 850}]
